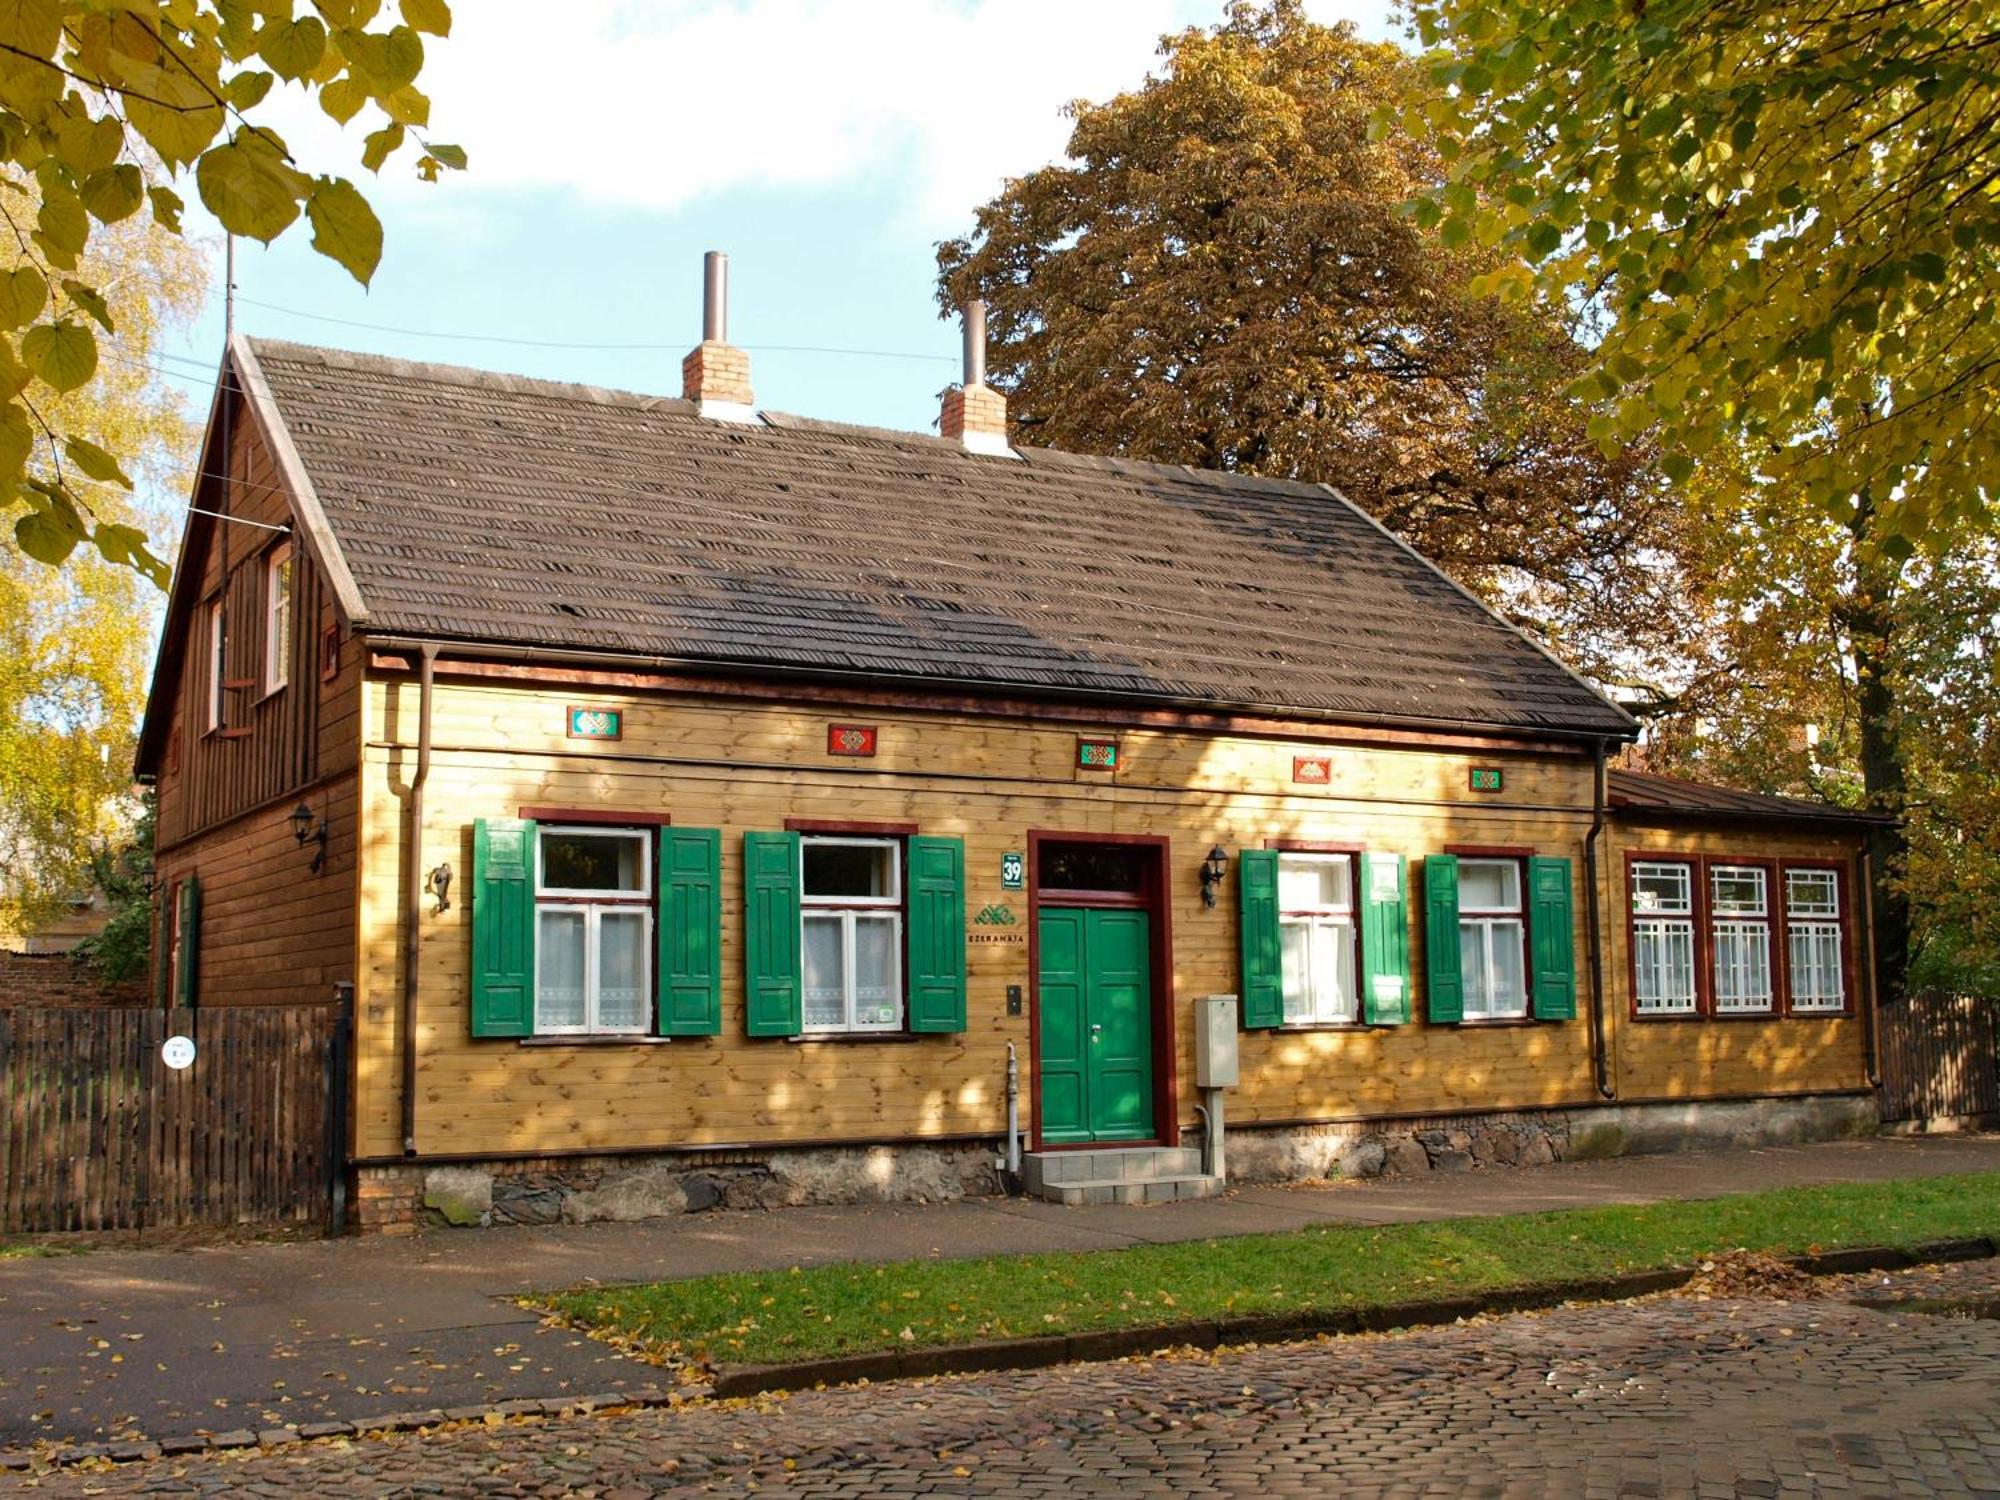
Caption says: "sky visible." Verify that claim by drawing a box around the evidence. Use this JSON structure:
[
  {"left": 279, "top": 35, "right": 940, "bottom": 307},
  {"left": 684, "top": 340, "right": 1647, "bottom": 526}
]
[{"left": 157, "top": 0, "right": 1403, "bottom": 445}]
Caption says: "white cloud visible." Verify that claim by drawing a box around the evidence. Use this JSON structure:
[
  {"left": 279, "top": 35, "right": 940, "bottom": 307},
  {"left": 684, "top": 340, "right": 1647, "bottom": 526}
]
[{"left": 260, "top": 0, "right": 1397, "bottom": 233}]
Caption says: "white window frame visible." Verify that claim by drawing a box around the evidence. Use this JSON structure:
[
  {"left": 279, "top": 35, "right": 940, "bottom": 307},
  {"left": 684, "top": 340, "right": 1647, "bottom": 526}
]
[
  {"left": 206, "top": 599, "right": 223, "bottom": 733},
  {"left": 800, "top": 836, "right": 904, "bottom": 1034},
  {"left": 1710, "top": 864, "right": 1773, "bottom": 1014},
  {"left": 531, "top": 825, "right": 653, "bottom": 1037},
  {"left": 1784, "top": 867, "right": 1846, "bottom": 1013},
  {"left": 1277, "top": 853, "right": 1359, "bottom": 1026},
  {"left": 263, "top": 542, "right": 293, "bottom": 694},
  {"left": 1632, "top": 860, "right": 1698, "bottom": 1016},
  {"left": 1458, "top": 857, "right": 1529, "bottom": 1021}
]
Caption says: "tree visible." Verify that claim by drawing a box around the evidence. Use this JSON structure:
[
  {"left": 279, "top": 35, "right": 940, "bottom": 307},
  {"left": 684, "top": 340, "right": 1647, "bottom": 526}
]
[
  {"left": 1405, "top": 0, "right": 2000, "bottom": 991},
  {"left": 1404, "top": 0, "right": 2000, "bottom": 547},
  {"left": 0, "top": 0, "right": 463, "bottom": 585},
  {"left": 76, "top": 790, "right": 155, "bottom": 982},
  {"left": 0, "top": 203, "right": 201, "bottom": 941},
  {"left": 936, "top": 0, "right": 1696, "bottom": 682}
]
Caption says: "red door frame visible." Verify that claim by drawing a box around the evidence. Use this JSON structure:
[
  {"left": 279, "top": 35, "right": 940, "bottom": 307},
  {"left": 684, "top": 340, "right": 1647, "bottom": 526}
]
[{"left": 1026, "top": 830, "right": 1179, "bottom": 1150}]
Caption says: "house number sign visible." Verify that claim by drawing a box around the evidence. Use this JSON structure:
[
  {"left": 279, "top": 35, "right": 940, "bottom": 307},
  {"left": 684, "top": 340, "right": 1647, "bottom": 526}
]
[
  {"left": 161, "top": 1035, "right": 196, "bottom": 1071},
  {"left": 1000, "top": 851, "right": 1024, "bottom": 890}
]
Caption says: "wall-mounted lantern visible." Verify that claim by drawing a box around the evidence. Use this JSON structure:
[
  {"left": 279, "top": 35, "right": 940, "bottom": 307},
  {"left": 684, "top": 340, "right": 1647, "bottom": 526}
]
[
  {"left": 427, "top": 862, "right": 453, "bottom": 915},
  {"left": 1201, "top": 845, "right": 1229, "bottom": 908},
  {"left": 288, "top": 800, "right": 328, "bottom": 874}
]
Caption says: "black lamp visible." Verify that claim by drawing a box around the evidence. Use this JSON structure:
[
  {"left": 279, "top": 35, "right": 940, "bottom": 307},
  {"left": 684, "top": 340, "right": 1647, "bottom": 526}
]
[
  {"left": 289, "top": 800, "right": 328, "bottom": 873},
  {"left": 1200, "top": 845, "right": 1229, "bottom": 908}
]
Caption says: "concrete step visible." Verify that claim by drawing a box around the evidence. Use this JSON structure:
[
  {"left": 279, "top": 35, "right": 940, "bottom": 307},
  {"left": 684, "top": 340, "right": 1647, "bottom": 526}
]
[
  {"left": 1040, "top": 1174, "right": 1224, "bottom": 1207},
  {"left": 1022, "top": 1146, "right": 1205, "bottom": 1192}
]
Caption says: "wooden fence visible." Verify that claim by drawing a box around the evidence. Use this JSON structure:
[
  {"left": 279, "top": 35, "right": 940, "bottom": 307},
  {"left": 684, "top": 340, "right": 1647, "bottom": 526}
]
[
  {"left": 1877, "top": 990, "right": 2000, "bottom": 1124},
  {"left": 0, "top": 1004, "right": 345, "bottom": 1235}
]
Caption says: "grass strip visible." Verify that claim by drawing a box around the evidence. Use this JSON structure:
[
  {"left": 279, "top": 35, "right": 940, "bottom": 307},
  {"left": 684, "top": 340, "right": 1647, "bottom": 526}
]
[{"left": 537, "top": 1171, "right": 2000, "bottom": 1367}]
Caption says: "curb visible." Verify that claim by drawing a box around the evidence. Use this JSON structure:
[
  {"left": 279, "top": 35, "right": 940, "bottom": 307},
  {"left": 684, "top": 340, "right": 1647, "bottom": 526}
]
[
  {"left": 0, "top": 1384, "right": 715, "bottom": 1474},
  {"left": 704, "top": 1235, "right": 1999, "bottom": 1400}
]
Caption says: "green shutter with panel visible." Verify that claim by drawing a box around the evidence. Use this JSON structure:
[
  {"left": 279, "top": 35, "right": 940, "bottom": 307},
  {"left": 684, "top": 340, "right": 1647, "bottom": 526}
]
[
  {"left": 471, "top": 818, "right": 535, "bottom": 1038},
  {"left": 1424, "top": 854, "right": 1464, "bottom": 1025},
  {"left": 743, "top": 830, "right": 803, "bottom": 1037},
  {"left": 1237, "top": 848, "right": 1283, "bottom": 1029},
  {"left": 1360, "top": 852, "right": 1410, "bottom": 1025},
  {"left": 659, "top": 828, "right": 722, "bottom": 1036},
  {"left": 907, "top": 835, "right": 967, "bottom": 1032},
  {"left": 175, "top": 875, "right": 200, "bottom": 1008},
  {"left": 1529, "top": 855, "right": 1578, "bottom": 1020}
]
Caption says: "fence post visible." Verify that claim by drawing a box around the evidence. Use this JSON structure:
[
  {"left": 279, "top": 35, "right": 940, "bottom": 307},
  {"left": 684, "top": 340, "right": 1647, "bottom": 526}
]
[{"left": 325, "top": 982, "right": 354, "bottom": 1236}]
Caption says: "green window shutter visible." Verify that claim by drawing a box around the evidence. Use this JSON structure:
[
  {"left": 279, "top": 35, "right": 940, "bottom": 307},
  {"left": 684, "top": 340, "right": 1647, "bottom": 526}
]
[
  {"left": 1238, "top": 848, "right": 1283, "bottom": 1029},
  {"left": 471, "top": 818, "right": 535, "bottom": 1038},
  {"left": 175, "top": 876, "right": 200, "bottom": 1008},
  {"left": 907, "top": 835, "right": 967, "bottom": 1033},
  {"left": 1360, "top": 852, "right": 1411, "bottom": 1025},
  {"left": 743, "top": 830, "right": 803, "bottom": 1037},
  {"left": 659, "top": 828, "right": 722, "bottom": 1036},
  {"left": 1423, "top": 855, "right": 1464, "bottom": 1025},
  {"left": 1529, "top": 855, "right": 1578, "bottom": 1020}
]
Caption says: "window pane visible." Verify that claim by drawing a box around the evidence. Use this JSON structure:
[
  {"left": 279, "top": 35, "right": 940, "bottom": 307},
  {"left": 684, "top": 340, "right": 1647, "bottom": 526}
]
[
  {"left": 1038, "top": 844, "right": 1144, "bottom": 893},
  {"left": 1790, "top": 921, "right": 1844, "bottom": 1009},
  {"left": 1280, "top": 918, "right": 1312, "bottom": 1023},
  {"left": 1711, "top": 866, "right": 1767, "bottom": 916},
  {"left": 1635, "top": 919, "right": 1697, "bottom": 1012},
  {"left": 1459, "top": 921, "right": 1490, "bottom": 1015},
  {"left": 542, "top": 831, "right": 645, "bottom": 893},
  {"left": 853, "top": 916, "right": 899, "bottom": 1027},
  {"left": 1279, "top": 856, "right": 1350, "bottom": 911},
  {"left": 1633, "top": 862, "right": 1692, "bottom": 916},
  {"left": 1459, "top": 859, "right": 1520, "bottom": 913},
  {"left": 596, "top": 911, "right": 647, "bottom": 1031},
  {"left": 1489, "top": 919, "right": 1526, "bottom": 1015},
  {"left": 1786, "top": 869, "right": 1839, "bottom": 918},
  {"left": 1315, "top": 918, "right": 1357, "bottom": 1023},
  {"left": 803, "top": 915, "right": 845, "bottom": 1029},
  {"left": 537, "top": 910, "right": 586, "bottom": 1030},
  {"left": 1714, "top": 921, "right": 1772, "bottom": 1010},
  {"left": 804, "top": 841, "right": 895, "bottom": 900}
]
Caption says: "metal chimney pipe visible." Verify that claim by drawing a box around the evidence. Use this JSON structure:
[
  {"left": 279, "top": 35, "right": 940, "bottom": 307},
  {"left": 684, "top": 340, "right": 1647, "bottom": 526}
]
[
  {"left": 962, "top": 300, "right": 986, "bottom": 388},
  {"left": 702, "top": 251, "right": 728, "bottom": 344}
]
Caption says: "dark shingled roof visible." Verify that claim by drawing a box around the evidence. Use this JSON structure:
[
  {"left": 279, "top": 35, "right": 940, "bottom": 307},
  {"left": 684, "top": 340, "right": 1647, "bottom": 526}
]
[
  {"left": 245, "top": 338, "right": 1635, "bottom": 738},
  {"left": 1610, "top": 769, "right": 1888, "bottom": 827}
]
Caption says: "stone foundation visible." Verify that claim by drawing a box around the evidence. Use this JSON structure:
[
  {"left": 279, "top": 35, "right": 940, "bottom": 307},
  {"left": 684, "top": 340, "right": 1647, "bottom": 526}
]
[
  {"left": 357, "top": 1141, "right": 1005, "bottom": 1232},
  {"left": 1221, "top": 1093, "right": 1881, "bottom": 1185},
  {"left": 353, "top": 1093, "right": 1879, "bottom": 1231}
]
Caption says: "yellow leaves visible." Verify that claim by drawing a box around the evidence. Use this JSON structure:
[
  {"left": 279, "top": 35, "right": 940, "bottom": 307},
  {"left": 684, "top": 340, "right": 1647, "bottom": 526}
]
[
  {"left": 0, "top": 267, "right": 47, "bottom": 330},
  {"left": 80, "top": 164, "right": 145, "bottom": 225},
  {"left": 256, "top": 14, "right": 327, "bottom": 81},
  {"left": 0, "top": 0, "right": 62, "bottom": 57},
  {"left": 21, "top": 317, "right": 95, "bottom": 391},
  {"left": 305, "top": 175, "right": 381, "bottom": 283},
  {"left": 399, "top": 0, "right": 450, "bottom": 35},
  {"left": 196, "top": 130, "right": 307, "bottom": 242}
]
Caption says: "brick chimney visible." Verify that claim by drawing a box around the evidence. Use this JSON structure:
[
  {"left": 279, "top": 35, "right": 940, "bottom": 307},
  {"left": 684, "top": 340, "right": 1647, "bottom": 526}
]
[
  {"left": 682, "top": 251, "right": 756, "bottom": 421},
  {"left": 941, "top": 300, "right": 1013, "bottom": 457}
]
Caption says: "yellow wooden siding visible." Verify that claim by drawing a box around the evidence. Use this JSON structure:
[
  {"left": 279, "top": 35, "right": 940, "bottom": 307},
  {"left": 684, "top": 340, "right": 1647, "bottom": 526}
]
[{"left": 349, "top": 676, "right": 1865, "bottom": 1159}]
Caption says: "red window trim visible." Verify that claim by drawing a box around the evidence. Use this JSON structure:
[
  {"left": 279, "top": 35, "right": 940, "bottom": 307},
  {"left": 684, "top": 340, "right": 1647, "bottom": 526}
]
[
  {"left": 519, "top": 807, "right": 672, "bottom": 827},
  {"left": 1623, "top": 851, "right": 1856, "bottom": 1023},
  {"left": 1444, "top": 843, "right": 1535, "bottom": 859},
  {"left": 784, "top": 818, "right": 919, "bottom": 836},
  {"left": 1265, "top": 838, "right": 1362, "bottom": 853}
]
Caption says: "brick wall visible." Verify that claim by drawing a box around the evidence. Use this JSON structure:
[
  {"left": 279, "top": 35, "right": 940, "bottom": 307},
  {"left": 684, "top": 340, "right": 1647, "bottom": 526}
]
[{"left": 0, "top": 951, "right": 150, "bottom": 1008}]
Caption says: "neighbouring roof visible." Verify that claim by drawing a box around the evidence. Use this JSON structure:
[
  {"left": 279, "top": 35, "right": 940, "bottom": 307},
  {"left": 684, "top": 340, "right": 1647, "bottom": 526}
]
[
  {"left": 1609, "top": 769, "right": 1888, "bottom": 828},
  {"left": 219, "top": 338, "right": 1638, "bottom": 738}
]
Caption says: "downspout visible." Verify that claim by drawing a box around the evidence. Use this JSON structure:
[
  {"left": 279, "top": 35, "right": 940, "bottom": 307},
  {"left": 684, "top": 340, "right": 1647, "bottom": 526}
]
[
  {"left": 401, "top": 643, "right": 438, "bottom": 1158},
  {"left": 1584, "top": 738, "right": 1615, "bottom": 1099},
  {"left": 1859, "top": 847, "right": 1883, "bottom": 1089}
]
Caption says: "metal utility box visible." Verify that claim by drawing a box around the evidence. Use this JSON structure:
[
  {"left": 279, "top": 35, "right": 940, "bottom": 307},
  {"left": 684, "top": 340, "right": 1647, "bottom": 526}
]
[{"left": 1193, "top": 995, "right": 1240, "bottom": 1088}]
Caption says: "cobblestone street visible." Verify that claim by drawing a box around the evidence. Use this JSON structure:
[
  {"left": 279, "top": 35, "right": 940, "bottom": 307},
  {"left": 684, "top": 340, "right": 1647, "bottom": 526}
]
[{"left": 9, "top": 1258, "right": 1999, "bottom": 1498}]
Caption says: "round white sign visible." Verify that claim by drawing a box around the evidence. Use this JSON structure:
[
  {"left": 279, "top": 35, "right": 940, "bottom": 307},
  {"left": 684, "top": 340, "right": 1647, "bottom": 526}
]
[{"left": 161, "top": 1035, "right": 196, "bottom": 1071}]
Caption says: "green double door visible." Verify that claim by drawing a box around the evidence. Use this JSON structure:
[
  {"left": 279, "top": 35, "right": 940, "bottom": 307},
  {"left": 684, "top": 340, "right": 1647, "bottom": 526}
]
[{"left": 1037, "top": 907, "right": 1154, "bottom": 1143}]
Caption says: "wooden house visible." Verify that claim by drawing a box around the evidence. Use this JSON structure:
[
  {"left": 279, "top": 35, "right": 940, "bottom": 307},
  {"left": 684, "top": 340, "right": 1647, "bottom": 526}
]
[{"left": 135, "top": 281, "right": 1886, "bottom": 1228}]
